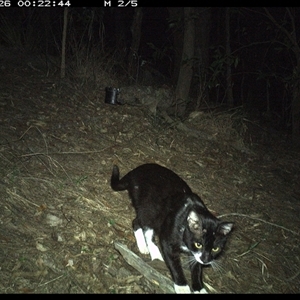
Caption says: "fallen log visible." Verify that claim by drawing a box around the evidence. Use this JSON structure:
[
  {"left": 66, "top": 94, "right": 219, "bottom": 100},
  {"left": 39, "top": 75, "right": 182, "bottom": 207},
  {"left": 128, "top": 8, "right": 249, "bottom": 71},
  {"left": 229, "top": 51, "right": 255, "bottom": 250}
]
[{"left": 114, "top": 241, "right": 175, "bottom": 293}]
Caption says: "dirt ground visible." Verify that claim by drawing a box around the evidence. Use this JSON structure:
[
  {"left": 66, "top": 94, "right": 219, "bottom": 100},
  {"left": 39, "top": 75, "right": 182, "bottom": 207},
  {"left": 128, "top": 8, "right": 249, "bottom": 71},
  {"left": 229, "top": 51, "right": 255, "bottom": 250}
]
[{"left": 0, "top": 49, "right": 299, "bottom": 294}]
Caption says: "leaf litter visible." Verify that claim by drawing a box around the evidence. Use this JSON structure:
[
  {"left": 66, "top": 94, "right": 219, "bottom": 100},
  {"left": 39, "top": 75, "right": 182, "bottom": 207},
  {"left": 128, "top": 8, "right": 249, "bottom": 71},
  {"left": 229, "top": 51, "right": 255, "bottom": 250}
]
[{"left": 0, "top": 51, "right": 299, "bottom": 294}]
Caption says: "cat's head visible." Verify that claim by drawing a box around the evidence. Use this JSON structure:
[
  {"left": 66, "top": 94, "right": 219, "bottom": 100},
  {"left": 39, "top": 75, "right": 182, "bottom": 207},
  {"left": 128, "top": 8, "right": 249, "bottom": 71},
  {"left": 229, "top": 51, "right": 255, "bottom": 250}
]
[{"left": 183, "top": 210, "right": 233, "bottom": 265}]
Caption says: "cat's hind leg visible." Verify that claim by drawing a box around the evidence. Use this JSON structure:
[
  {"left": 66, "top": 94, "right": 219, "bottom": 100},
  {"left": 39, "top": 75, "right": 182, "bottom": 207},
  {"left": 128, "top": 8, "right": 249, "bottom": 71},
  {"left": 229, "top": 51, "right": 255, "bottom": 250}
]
[
  {"left": 134, "top": 228, "right": 149, "bottom": 255},
  {"left": 133, "top": 219, "right": 163, "bottom": 261},
  {"left": 144, "top": 228, "right": 164, "bottom": 261},
  {"left": 133, "top": 217, "right": 149, "bottom": 255}
]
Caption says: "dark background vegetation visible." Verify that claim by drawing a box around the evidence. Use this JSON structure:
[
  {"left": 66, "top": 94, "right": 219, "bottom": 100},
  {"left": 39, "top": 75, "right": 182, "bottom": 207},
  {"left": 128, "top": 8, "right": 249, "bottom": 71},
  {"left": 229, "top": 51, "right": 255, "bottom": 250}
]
[{"left": 1, "top": 7, "right": 300, "bottom": 144}]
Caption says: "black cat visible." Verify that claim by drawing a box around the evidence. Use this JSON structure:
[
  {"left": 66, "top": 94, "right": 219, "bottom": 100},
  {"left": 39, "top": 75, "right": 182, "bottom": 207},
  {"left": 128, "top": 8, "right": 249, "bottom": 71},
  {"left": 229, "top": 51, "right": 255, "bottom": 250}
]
[{"left": 111, "top": 163, "right": 233, "bottom": 293}]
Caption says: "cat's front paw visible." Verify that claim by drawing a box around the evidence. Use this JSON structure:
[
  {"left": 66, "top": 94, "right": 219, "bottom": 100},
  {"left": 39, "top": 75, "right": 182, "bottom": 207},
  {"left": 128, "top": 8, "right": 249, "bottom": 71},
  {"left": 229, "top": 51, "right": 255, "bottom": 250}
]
[
  {"left": 193, "top": 288, "right": 208, "bottom": 294},
  {"left": 174, "top": 284, "right": 191, "bottom": 294}
]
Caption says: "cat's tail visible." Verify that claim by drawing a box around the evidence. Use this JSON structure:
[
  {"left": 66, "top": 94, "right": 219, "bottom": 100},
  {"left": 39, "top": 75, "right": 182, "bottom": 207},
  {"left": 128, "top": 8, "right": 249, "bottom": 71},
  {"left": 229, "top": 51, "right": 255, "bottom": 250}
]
[{"left": 110, "top": 165, "right": 129, "bottom": 191}]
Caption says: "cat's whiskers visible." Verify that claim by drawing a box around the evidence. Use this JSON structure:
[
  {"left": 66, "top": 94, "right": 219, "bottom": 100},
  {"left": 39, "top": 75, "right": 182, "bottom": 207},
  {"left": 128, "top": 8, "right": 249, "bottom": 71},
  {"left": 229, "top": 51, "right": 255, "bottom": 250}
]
[
  {"left": 182, "top": 254, "right": 198, "bottom": 269},
  {"left": 183, "top": 254, "right": 224, "bottom": 274},
  {"left": 210, "top": 260, "right": 225, "bottom": 275}
]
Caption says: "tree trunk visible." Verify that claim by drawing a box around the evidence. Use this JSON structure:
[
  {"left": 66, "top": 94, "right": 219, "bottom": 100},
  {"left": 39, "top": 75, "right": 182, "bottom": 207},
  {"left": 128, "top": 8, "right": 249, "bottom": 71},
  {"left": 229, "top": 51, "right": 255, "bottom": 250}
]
[
  {"left": 225, "top": 7, "right": 234, "bottom": 107},
  {"left": 128, "top": 8, "right": 143, "bottom": 83},
  {"left": 167, "top": 8, "right": 183, "bottom": 86},
  {"left": 174, "top": 7, "right": 195, "bottom": 117},
  {"left": 292, "top": 68, "right": 300, "bottom": 144},
  {"left": 195, "top": 7, "right": 211, "bottom": 109},
  {"left": 60, "top": 7, "right": 68, "bottom": 79},
  {"left": 114, "top": 9, "right": 129, "bottom": 60}
]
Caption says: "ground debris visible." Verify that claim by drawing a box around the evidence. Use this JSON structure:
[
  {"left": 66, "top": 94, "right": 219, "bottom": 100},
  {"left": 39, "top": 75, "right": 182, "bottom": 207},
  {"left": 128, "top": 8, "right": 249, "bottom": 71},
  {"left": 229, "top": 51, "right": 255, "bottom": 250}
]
[
  {"left": 0, "top": 55, "right": 299, "bottom": 294},
  {"left": 114, "top": 242, "right": 174, "bottom": 293}
]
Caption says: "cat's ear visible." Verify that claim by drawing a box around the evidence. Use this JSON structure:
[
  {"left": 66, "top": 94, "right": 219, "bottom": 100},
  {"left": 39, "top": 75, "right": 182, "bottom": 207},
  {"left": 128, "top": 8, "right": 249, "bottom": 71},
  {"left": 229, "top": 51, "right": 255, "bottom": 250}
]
[
  {"left": 187, "top": 211, "right": 202, "bottom": 234},
  {"left": 218, "top": 222, "right": 234, "bottom": 235}
]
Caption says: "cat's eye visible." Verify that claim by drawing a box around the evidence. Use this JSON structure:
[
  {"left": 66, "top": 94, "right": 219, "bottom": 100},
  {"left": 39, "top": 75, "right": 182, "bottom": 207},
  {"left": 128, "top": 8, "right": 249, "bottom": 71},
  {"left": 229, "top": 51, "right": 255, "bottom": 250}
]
[
  {"left": 212, "top": 247, "right": 220, "bottom": 252},
  {"left": 194, "top": 243, "right": 202, "bottom": 249}
]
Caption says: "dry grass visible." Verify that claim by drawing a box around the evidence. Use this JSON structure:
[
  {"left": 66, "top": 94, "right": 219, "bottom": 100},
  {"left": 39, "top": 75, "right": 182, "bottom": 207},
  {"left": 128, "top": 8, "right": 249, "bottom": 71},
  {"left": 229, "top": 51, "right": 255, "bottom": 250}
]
[{"left": 0, "top": 48, "right": 299, "bottom": 294}]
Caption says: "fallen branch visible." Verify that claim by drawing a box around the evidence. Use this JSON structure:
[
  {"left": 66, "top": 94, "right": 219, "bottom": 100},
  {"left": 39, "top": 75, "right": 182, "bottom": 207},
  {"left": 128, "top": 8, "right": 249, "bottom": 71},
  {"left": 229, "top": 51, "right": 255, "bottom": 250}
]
[
  {"left": 218, "top": 213, "right": 300, "bottom": 236},
  {"left": 159, "top": 111, "right": 253, "bottom": 155},
  {"left": 114, "top": 241, "right": 175, "bottom": 293}
]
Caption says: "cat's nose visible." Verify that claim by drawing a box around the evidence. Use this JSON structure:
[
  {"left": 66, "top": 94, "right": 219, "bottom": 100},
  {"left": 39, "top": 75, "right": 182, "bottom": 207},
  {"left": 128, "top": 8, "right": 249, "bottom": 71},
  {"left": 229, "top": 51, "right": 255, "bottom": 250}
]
[{"left": 200, "top": 252, "right": 211, "bottom": 264}]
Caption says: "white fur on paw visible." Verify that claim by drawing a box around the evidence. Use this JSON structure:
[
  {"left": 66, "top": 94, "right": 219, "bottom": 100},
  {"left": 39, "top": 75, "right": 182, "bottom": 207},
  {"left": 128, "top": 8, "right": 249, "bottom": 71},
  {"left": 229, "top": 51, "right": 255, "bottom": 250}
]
[
  {"left": 174, "top": 284, "right": 191, "bottom": 294},
  {"left": 148, "top": 243, "right": 164, "bottom": 261},
  {"left": 134, "top": 228, "right": 149, "bottom": 255},
  {"left": 144, "top": 228, "right": 164, "bottom": 261},
  {"left": 194, "top": 288, "right": 208, "bottom": 294}
]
